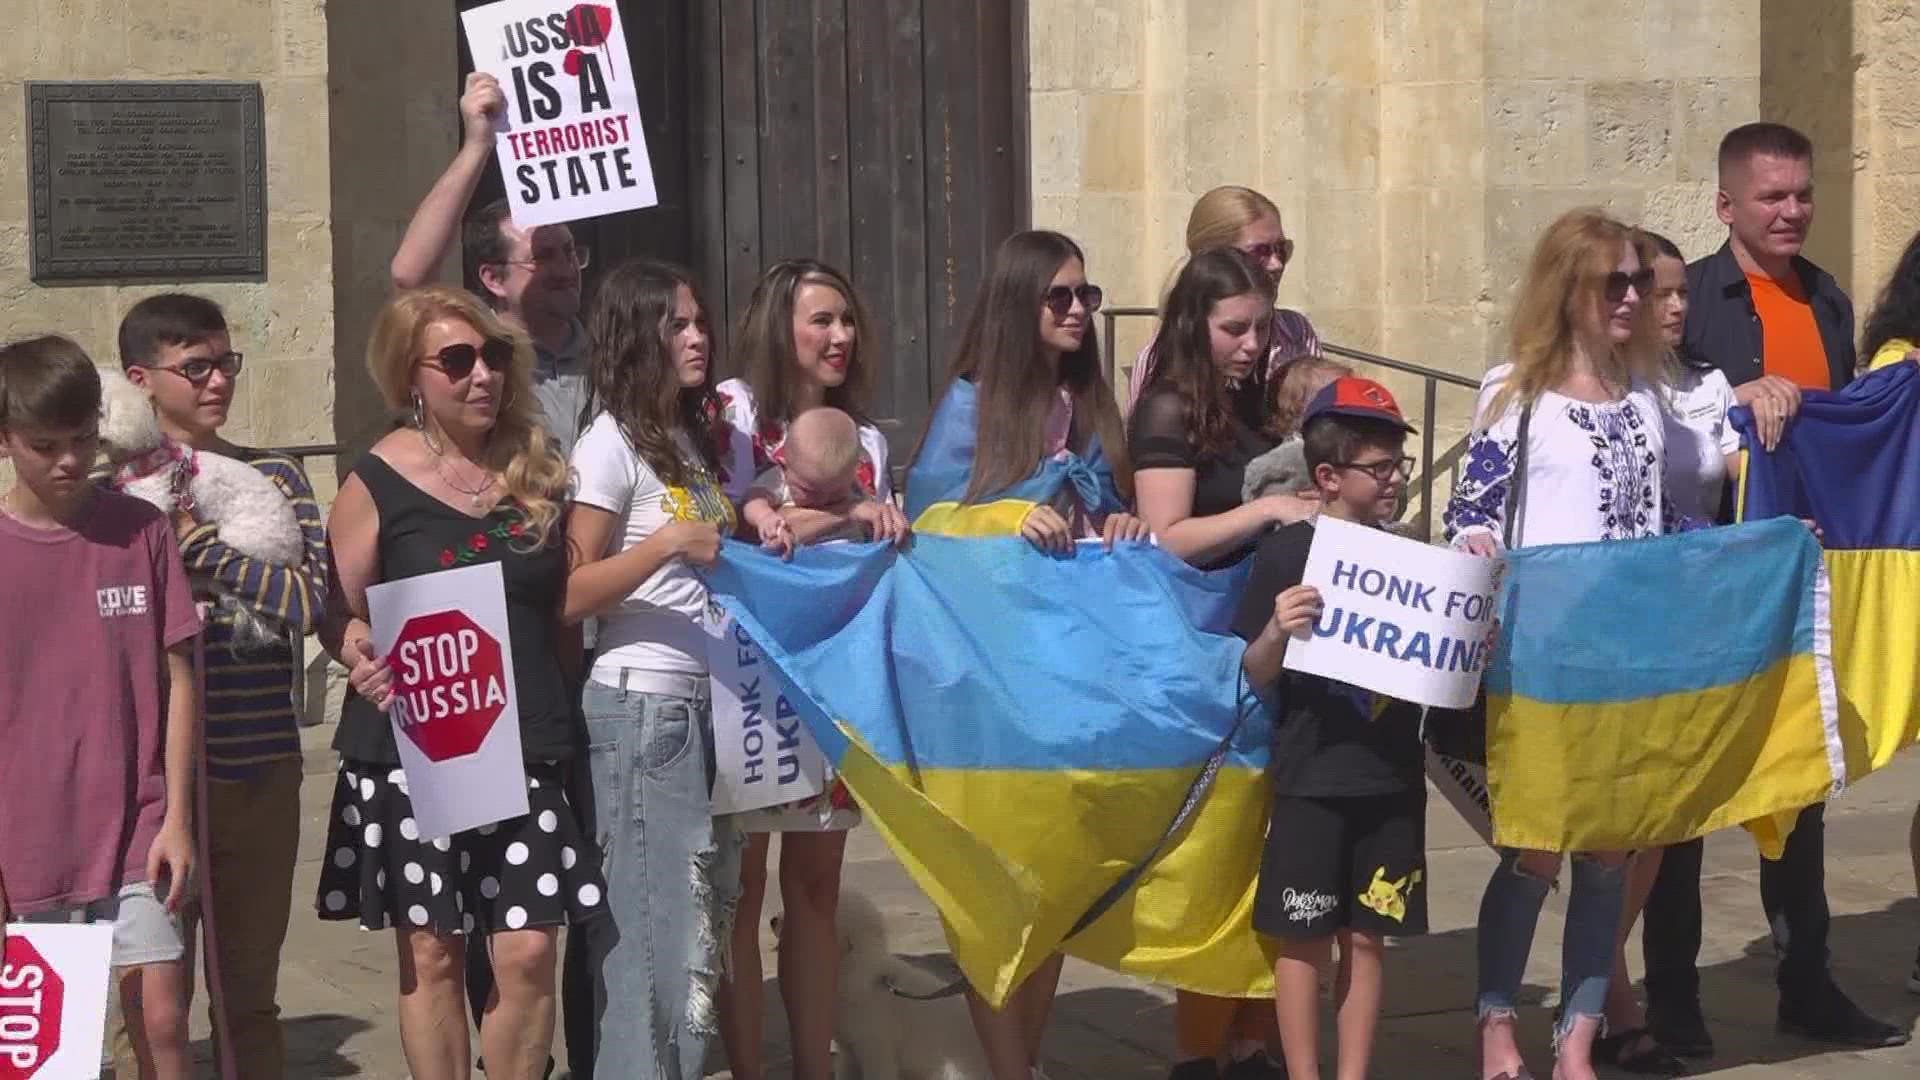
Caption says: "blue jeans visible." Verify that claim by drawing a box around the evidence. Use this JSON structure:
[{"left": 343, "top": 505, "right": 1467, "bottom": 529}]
[
  {"left": 583, "top": 677, "right": 741, "bottom": 1079},
  {"left": 1476, "top": 849, "right": 1625, "bottom": 1039}
]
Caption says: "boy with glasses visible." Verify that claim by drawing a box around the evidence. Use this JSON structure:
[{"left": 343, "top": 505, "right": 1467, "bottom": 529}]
[{"left": 113, "top": 293, "right": 329, "bottom": 1080}]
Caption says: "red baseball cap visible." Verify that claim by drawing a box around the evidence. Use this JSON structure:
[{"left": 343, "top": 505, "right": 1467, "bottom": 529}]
[{"left": 1301, "top": 376, "right": 1417, "bottom": 433}]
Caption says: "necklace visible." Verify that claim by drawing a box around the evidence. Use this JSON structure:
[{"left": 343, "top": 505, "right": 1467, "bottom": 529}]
[{"left": 422, "top": 430, "right": 498, "bottom": 509}]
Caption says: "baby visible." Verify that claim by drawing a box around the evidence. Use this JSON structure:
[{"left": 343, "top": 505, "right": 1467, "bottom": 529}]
[
  {"left": 1243, "top": 355, "right": 1354, "bottom": 503},
  {"left": 743, "top": 406, "right": 871, "bottom": 556}
]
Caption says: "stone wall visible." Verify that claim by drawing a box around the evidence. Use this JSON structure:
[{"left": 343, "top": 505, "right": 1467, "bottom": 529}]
[{"left": 0, "top": 0, "right": 336, "bottom": 462}]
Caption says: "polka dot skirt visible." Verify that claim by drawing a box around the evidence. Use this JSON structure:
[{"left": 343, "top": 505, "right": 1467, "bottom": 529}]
[{"left": 315, "top": 759, "right": 606, "bottom": 935}]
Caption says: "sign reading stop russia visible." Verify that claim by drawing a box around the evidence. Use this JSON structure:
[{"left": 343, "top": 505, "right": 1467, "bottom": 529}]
[
  {"left": 0, "top": 937, "right": 64, "bottom": 1079},
  {"left": 390, "top": 609, "right": 510, "bottom": 762}
]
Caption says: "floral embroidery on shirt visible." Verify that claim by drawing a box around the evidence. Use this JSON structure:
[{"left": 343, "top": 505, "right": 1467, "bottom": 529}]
[
  {"left": 438, "top": 512, "right": 530, "bottom": 568},
  {"left": 1566, "top": 401, "right": 1658, "bottom": 541},
  {"left": 1442, "top": 434, "right": 1517, "bottom": 539}
]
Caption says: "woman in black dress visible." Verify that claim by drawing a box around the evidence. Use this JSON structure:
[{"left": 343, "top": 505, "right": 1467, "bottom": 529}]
[{"left": 317, "top": 286, "right": 604, "bottom": 1080}]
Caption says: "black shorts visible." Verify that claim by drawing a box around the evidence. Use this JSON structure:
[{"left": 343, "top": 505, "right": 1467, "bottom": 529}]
[{"left": 1253, "top": 790, "right": 1428, "bottom": 941}]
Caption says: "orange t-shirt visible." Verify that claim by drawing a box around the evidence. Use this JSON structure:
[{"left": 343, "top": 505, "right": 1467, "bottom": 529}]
[{"left": 1747, "top": 272, "right": 1830, "bottom": 390}]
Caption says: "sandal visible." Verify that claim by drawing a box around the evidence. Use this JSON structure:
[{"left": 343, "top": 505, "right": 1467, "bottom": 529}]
[{"left": 1593, "top": 1026, "right": 1688, "bottom": 1076}]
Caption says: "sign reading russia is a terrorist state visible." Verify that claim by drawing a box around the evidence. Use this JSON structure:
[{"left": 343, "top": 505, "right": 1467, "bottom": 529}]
[
  {"left": 368, "top": 561, "right": 529, "bottom": 839},
  {"left": 461, "top": 0, "right": 658, "bottom": 226},
  {"left": 1282, "top": 516, "right": 1501, "bottom": 711}
]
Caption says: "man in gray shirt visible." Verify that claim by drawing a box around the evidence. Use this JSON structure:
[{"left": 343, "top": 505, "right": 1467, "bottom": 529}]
[{"left": 392, "top": 71, "right": 591, "bottom": 457}]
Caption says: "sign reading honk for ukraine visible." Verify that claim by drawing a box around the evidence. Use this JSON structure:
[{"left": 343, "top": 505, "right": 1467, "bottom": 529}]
[{"left": 1284, "top": 517, "right": 1500, "bottom": 710}]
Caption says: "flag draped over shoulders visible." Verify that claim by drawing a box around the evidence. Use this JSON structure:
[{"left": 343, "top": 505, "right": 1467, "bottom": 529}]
[
  {"left": 1736, "top": 361, "right": 1920, "bottom": 779},
  {"left": 1481, "top": 519, "right": 1840, "bottom": 856}
]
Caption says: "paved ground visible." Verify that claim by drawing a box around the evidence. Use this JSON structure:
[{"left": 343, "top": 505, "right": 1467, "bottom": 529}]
[{"left": 169, "top": 724, "right": 1920, "bottom": 1078}]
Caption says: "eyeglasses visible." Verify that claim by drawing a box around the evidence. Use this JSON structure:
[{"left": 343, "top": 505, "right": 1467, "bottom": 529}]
[
  {"left": 137, "top": 351, "right": 244, "bottom": 387},
  {"left": 500, "top": 245, "right": 591, "bottom": 272},
  {"left": 1042, "top": 284, "right": 1104, "bottom": 316},
  {"left": 1604, "top": 268, "right": 1655, "bottom": 303},
  {"left": 421, "top": 339, "right": 515, "bottom": 381},
  {"left": 1337, "top": 455, "right": 1415, "bottom": 484},
  {"left": 1242, "top": 238, "right": 1296, "bottom": 268}
]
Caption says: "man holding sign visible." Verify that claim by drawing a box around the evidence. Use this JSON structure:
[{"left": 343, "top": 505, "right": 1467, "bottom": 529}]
[{"left": 1232, "top": 378, "right": 1430, "bottom": 1080}]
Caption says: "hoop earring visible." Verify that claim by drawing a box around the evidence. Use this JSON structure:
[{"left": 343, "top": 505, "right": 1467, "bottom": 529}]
[{"left": 412, "top": 393, "right": 444, "bottom": 455}]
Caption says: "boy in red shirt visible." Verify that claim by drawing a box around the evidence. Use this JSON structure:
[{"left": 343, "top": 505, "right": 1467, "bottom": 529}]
[{"left": 0, "top": 335, "right": 200, "bottom": 1079}]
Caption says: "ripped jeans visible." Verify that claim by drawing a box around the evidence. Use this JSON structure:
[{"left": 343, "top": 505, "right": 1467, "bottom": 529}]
[
  {"left": 584, "top": 675, "right": 742, "bottom": 1079},
  {"left": 1476, "top": 849, "right": 1626, "bottom": 1040}
]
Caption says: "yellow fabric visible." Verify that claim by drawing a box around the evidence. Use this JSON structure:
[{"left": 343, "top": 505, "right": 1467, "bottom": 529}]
[
  {"left": 1487, "top": 651, "right": 1836, "bottom": 857},
  {"left": 838, "top": 729, "right": 1278, "bottom": 1004},
  {"left": 1869, "top": 337, "right": 1917, "bottom": 372},
  {"left": 911, "top": 497, "right": 1042, "bottom": 538},
  {"left": 1827, "top": 548, "right": 1920, "bottom": 771}
]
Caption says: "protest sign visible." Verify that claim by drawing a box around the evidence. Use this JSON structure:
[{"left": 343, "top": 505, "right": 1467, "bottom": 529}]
[
  {"left": 706, "top": 599, "right": 852, "bottom": 825},
  {"left": 1282, "top": 516, "right": 1500, "bottom": 710},
  {"left": 368, "top": 562, "right": 529, "bottom": 839},
  {"left": 461, "top": 0, "right": 658, "bottom": 227},
  {"left": 1425, "top": 743, "right": 1494, "bottom": 844},
  {"left": 0, "top": 923, "right": 112, "bottom": 1079}
]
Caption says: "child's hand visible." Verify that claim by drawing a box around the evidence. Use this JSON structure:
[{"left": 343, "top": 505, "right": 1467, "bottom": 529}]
[
  {"left": 851, "top": 500, "right": 910, "bottom": 547},
  {"left": 346, "top": 638, "right": 396, "bottom": 711},
  {"left": 147, "top": 819, "right": 194, "bottom": 914},
  {"left": 759, "top": 516, "right": 796, "bottom": 559},
  {"left": 1270, "top": 585, "right": 1323, "bottom": 639}
]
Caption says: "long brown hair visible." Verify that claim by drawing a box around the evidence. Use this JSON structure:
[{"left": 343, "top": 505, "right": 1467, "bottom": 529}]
[
  {"left": 581, "top": 259, "right": 721, "bottom": 487},
  {"left": 365, "top": 287, "right": 568, "bottom": 547},
  {"left": 732, "top": 259, "right": 874, "bottom": 431},
  {"left": 1138, "top": 247, "right": 1275, "bottom": 457},
  {"left": 913, "top": 230, "right": 1131, "bottom": 502},
  {"left": 1482, "top": 208, "right": 1664, "bottom": 426}
]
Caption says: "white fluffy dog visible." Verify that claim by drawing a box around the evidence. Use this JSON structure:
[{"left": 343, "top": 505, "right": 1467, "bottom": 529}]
[
  {"left": 98, "top": 368, "right": 304, "bottom": 647},
  {"left": 774, "top": 889, "right": 989, "bottom": 1080}
]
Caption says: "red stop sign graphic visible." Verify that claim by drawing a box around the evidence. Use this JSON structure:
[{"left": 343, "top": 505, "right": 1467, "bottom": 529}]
[
  {"left": 391, "top": 609, "right": 509, "bottom": 762},
  {"left": 0, "top": 936, "right": 65, "bottom": 1079}
]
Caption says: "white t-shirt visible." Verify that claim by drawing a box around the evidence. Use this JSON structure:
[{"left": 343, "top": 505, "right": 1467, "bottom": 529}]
[
  {"left": 1661, "top": 365, "right": 1741, "bottom": 522},
  {"left": 571, "top": 412, "right": 738, "bottom": 678},
  {"left": 1445, "top": 363, "right": 1674, "bottom": 549},
  {"left": 715, "top": 377, "right": 893, "bottom": 504}
]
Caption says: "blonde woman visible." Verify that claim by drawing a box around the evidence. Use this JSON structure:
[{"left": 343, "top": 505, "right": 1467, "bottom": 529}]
[
  {"left": 320, "top": 287, "right": 606, "bottom": 1080},
  {"left": 1444, "top": 210, "right": 1683, "bottom": 1080},
  {"left": 1128, "top": 186, "right": 1320, "bottom": 428}
]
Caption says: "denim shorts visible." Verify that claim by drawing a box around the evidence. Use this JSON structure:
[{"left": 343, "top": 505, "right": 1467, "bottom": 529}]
[{"left": 23, "top": 880, "right": 184, "bottom": 967}]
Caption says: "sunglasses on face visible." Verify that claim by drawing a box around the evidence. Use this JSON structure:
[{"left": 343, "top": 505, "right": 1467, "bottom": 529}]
[
  {"left": 1604, "top": 269, "right": 1656, "bottom": 304},
  {"left": 1042, "top": 284, "right": 1104, "bottom": 317},
  {"left": 139, "top": 351, "right": 244, "bottom": 387},
  {"left": 1242, "top": 238, "right": 1295, "bottom": 267},
  {"left": 422, "top": 338, "right": 514, "bottom": 381},
  {"left": 1338, "top": 455, "right": 1415, "bottom": 484}
]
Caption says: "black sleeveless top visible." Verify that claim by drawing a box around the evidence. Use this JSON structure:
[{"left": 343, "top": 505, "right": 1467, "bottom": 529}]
[{"left": 332, "top": 454, "right": 579, "bottom": 765}]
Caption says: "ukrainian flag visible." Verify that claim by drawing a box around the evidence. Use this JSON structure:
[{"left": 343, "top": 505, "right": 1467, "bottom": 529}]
[
  {"left": 1736, "top": 361, "right": 1920, "bottom": 778},
  {"left": 1482, "top": 518, "right": 1841, "bottom": 855},
  {"left": 704, "top": 378, "right": 1278, "bottom": 1004}
]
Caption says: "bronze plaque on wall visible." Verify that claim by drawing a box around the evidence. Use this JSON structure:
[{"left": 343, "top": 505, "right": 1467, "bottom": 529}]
[{"left": 27, "top": 81, "right": 266, "bottom": 283}]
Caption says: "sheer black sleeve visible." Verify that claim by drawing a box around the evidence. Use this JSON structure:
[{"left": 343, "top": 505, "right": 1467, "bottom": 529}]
[{"left": 1128, "top": 389, "right": 1197, "bottom": 471}]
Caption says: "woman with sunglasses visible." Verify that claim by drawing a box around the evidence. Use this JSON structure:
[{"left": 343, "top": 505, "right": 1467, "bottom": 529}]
[
  {"left": 319, "top": 286, "right": 606, "bottom": 1080},
  {"left": 1128, "top": 186, "right": 1319, "bottom": 428},
  {"left": 904, "top": 230, "right": 1149, "bottom": 1080},
  {"left": 712, "top": 258, "right": 906, "bottom": 1080},
  {"left": 1128, "top": 248, "right": 1311, "bottom": 1080},
  {"left": 563, "top": 259, "right": 740, "bottom": 1077},
  {"left": 1444, "top": 210, "right": 1691, "bottom": 1080}
]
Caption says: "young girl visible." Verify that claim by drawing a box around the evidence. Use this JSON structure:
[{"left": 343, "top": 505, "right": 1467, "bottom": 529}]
[
  {"left": 714, "top": 258, "right": 903, "bottom": 1080},
  {"left": 1131, "top": 247, "right": 1317, "bottom": 577},
  {"left": 322, "top": 287, "right": 605, "bottom": 1080},
  {"left": 905, "top": 230, "right": 1148, "bottom": 1079},
  {"left": 1444, "top": 209, "right": 1680, "bottom": 1080},
  {"left": 563, "top": 259, "right": 739, "bottom": 1077}
]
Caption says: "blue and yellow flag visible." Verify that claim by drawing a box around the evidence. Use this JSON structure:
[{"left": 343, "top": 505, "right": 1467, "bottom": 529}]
[
  {"left": 1482, "top": 519, "right": 1841, "bottom": 855},
  {"left": 1736, "top": 361, "right": 1920, "bottom": 777},
  {"left": 905, "top": 378, "right": 1125, "bottom": 536},
  {"left": 705, "top": 537, "right": 1276, "bottom": 1003}
]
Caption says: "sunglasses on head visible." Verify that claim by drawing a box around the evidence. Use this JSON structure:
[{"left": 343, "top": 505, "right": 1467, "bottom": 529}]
[
  {"left": 1604, "top": 268, "right": 1655, "bottom": 303},
  {"left": 1242, "top": 238, "right": 1295, "bottom": 266},
  {"left": 422, "top": 338, "right": 514, "bottom": 381},
  {"left": 1043, "top": 284, "right": 1104, "bottom": 317},
  {"left": 139, "top": 351, "right": 244, "bottom": 387}
]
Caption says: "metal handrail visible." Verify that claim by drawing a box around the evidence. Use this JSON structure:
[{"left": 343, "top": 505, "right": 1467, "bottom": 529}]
[{"left": 1101, "top": 306, "right": 1479, "bottom": 538}]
